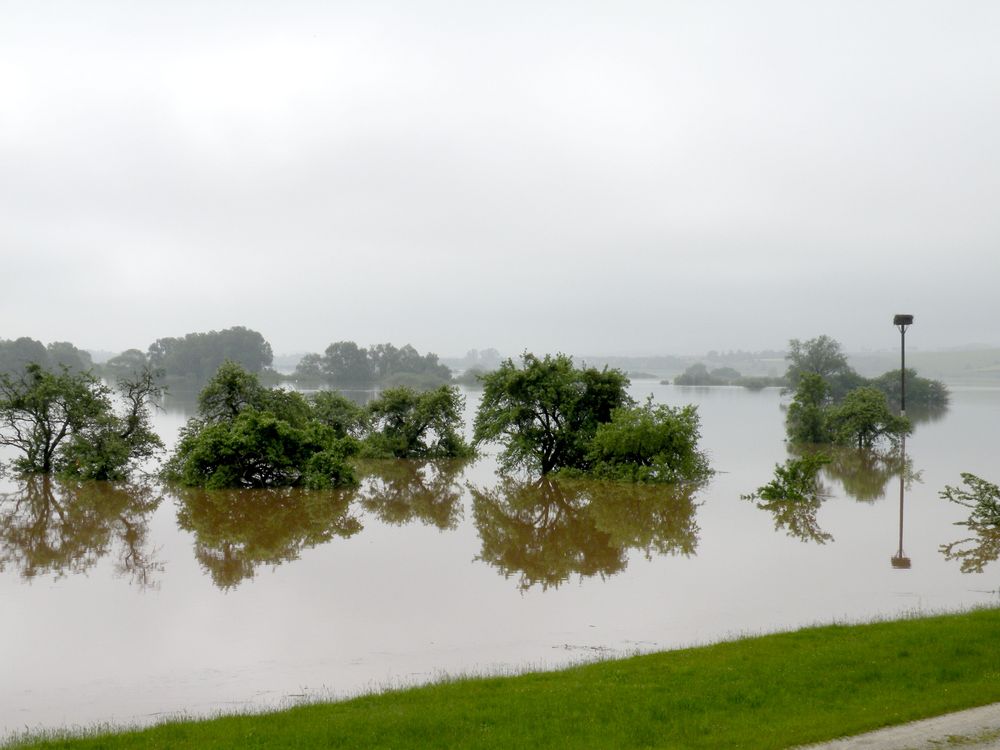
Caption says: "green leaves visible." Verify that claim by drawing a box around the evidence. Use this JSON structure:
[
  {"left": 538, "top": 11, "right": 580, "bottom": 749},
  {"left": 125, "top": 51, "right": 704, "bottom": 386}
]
[
  {"left": 473, "top": 353, "right": 632, "bottom": 475},
  {"left": 0, "top": 363, "right": 162, "bottom": 478},
  {"left": 742, "top": 454, "right": 833, "bottom": 544},
  {"left": 940, "top": 473, "right": 1000, "bottom": 527},
  {"left": 361, "top": 385, "right": 473, "bottom": 459},
  {"left": 827, "top": 387, "right": 910, "bottom": 449},
  {"left": 474, "top": 354, "right": 709, "bottom": 483},
  {"left": 586, "top": 399, "right": 711, "bottom": 483},
  {"left": 786, "top": 376, "right": 910, "bottom": 450},
  {"left": 164, "top": 364, "right": 359, "bottom": 489}
]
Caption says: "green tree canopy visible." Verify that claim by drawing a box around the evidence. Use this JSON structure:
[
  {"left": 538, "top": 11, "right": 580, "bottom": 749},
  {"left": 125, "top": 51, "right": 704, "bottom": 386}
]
[
  {"left": 104, "top": 348, "right": 150, "bottom": 380},
  {"left": 0, "top": 364, "right": 108, "bottom": 474},
  {"left": 163, "top": 364, "right": 357, "bottom": 489},
  {"left": 785, "top": 373, "right": 831, "bottom": 444},
  {"left": 473, "top": 353, "right": 632, "bottom": 474},
  {"left": 827, "top": 387, "right": 910, "bottom": 449},
  {"left": 293, "top": 341, "right": 452, "bottom": 387},
  {"left": 586, "top": 399, "right": 711, "bottom": 483},
  {"left": 868, "top": 368, "right": 949, "bottom": 410},
  {"left": 742, "top": 454, "right": 833, "bottom": 544},
  {"left": 310, "top": 390, "right": 367, "bottom": 439},
  {"left": 0, "top": 338, "right": 92, "bottom": 378},
  {"left": 784, "top": 335, "right": 866, "bottom": 401},
  {"left": 0, "top": 364, "right": 161, "bottom": 479},
  {"left": 323, "top": 341, "right": 374, "bottom": 385},
  {"left": 148, "top": 326, "right": 273, "bottom": 382},
  {"left": 361, "top": 385, "right": 473, "bottom": 459},
  {"left": 58, "top": 367, "right": 165, "bottom": 480}
]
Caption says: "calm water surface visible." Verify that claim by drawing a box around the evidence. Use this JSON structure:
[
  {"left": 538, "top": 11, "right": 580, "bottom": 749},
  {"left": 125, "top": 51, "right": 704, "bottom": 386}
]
[{"left": 2, "top": 383, "right": 998, "bottom": 736}]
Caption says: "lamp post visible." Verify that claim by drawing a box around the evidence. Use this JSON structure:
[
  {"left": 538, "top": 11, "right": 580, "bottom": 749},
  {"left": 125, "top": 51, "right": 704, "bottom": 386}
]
[{"left": 893, "top": 314, "right": 913, "bottom": 416}]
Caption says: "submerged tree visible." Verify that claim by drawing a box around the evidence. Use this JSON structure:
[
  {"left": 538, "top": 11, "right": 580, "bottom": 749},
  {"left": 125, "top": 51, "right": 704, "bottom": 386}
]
[
  {"left": 0, "top": 364, "right": 163, "bottom": 479},
  {"left": 742, "top": 454, "right": 833, "bottom": 544},
  {"left": 147, "top": 326, "right": 273, "bottom": 382},
  {"left": 939, "top": 474, "right": 1000, "bottom": 574},
  {"left": 784, "top": 336, "right": 865, "bottom": 401},
  {"left": 310, "top": 391, "right": 368, "bottom": 439},
  {"left": 58, "top": 367, "right": 165, "bottom": 480},
  {"left": 826, "top": 387, "right": 910, "bottom": 449},
  {"left": 785, "top": 373, "right": 831, "bottom": 444},
  {"left": 0, "top": 364, "right": 108, "bottom": 474},
  {"left": 585, "top": 398, "right": 711, "bottom": 483},
  {"left": 361, "top": 386, "right": 473, "bottom": 459},
  {"left": 473, "top": 353, "right": 632, "bottom": 474},
  {"left": 163, "top": 362, "right": 357, "bottom": 489},
  {"left": 941, "top": 473, "right": 1000, "bottom": 527},
  {"left": 868, "top": 368, "right": 949, "bottom": 410},
  {"left": 785, "top": 374, "right": 910, "bottom": 451}
]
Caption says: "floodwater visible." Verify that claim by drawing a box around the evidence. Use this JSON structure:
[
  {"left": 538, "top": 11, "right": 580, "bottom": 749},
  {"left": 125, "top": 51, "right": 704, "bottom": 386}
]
[{"left": 1, "top": 383, "right": 998, "bottom": 737}]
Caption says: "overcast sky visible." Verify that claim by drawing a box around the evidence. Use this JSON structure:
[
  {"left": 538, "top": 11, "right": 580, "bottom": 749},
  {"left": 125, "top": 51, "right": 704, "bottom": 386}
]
[{"left": 2, "top": 1, "right": 998, "bottom": 358}]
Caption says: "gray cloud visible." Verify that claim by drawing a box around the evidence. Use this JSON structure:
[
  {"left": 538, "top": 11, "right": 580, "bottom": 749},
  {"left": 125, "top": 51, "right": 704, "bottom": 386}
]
[{"left": 2, "top": 0, "right": 998, "bottom": 356}]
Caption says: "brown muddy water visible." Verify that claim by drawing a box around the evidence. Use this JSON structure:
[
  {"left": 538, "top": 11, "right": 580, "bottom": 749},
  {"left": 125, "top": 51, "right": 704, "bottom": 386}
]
[{"left": 1, "top": 383, "right": 998, "bottom": 737}]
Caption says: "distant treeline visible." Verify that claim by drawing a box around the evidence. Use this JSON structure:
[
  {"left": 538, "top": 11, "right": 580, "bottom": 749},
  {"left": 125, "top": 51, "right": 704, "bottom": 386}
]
[
  {"left": 293, "top": 341, "right": 452, "bottom": 388},
  {"left": 0, "top": 337, "right": 93, "bottom": 376},
  {"left": 1, "top": 329, "right": 460, "bottom": 391},
  {"left": 147, "top": 326, "right": 273, "bottom": 382},
  {"left": 669, "top": 363, "right": 786, "bottom": 389},
  {"left": 668, "top": 339, "right": 948, "bottom": 410}
]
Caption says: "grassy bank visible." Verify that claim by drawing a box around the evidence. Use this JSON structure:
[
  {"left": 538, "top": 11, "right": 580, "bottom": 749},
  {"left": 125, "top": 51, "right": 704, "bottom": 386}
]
[{"left": 9, "top": 609, "right": 1000, "bottom": 749}]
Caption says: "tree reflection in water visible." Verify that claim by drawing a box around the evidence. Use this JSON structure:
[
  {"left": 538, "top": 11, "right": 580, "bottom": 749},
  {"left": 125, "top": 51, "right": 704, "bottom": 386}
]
[
  {"left": 742, "top": 454, "right": 833, "bottom": 545},
  {"left": 819, "top": 446, "right": 916, "bottom": 503},
  {"left": 469, "top": 477, "right": 699, "bottom": 591},
  {"left": 939, "top": 474, "right": 1000, "bottom": 575},
  {"left": 0, "top": 476, "right": 163, "bottom": 588},
  {"left": 355, "top": 459, "right": 470, "bottom": 530},
  {"left": 173, "top": 486, "right": 361, "bottom": 590}
]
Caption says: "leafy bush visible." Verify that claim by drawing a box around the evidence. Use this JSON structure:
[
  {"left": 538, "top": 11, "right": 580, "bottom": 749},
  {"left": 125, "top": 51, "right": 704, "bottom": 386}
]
[
  {"left": 585, "top": 399, "right": 711, "bottom": 483},
  {"left": 163, "top": 363, "right": 357, "bottom": 489},
  {"left": 473, "top": 353, "right": 631, "bottom": 474},
  {"left": 361, "top": 386, "right": 473, "bottom": 459}
]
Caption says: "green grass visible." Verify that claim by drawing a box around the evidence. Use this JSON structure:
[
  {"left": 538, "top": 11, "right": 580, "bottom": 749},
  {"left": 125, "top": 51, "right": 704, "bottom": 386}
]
[{"left": 8, "top": 609, "right": 1000, "bottom": 749}]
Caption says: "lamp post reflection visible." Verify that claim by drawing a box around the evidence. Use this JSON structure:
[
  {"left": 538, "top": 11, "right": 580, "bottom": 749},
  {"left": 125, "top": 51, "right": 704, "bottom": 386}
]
[{"left": 891, "top": 435, "right": 911, "bottom": 569}]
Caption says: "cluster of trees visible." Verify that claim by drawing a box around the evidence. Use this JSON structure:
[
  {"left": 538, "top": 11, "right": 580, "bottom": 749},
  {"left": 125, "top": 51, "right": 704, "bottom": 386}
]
[
  {"left": 163, "top": 362, "right": 473, "bottom": 490},
  {"left": 784, "top": 335, "right": 948, "bottom": 409},
  {"left": 786, "top": 373, "right": 911, "bottom": 448},
  {"left": 1, "top": 351, "right": 709, "bottom": 490},
  {"left": 669, "top": 363, "right": 786, "bottom": 389},
  {"left": 781, "top": 336, "right": 949, "bottom": 449},
  {"left": 147, "top": 327, "right": 274, "bottom": 383},
  {"left": 0, "top": 338, "right": 93, "bottom": 377},
  {"left": 473, "top": 354, "right": 711, "bottom": 483},
  {"left": 293, "top": 342, "right": 451, "bottom": 388}
]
